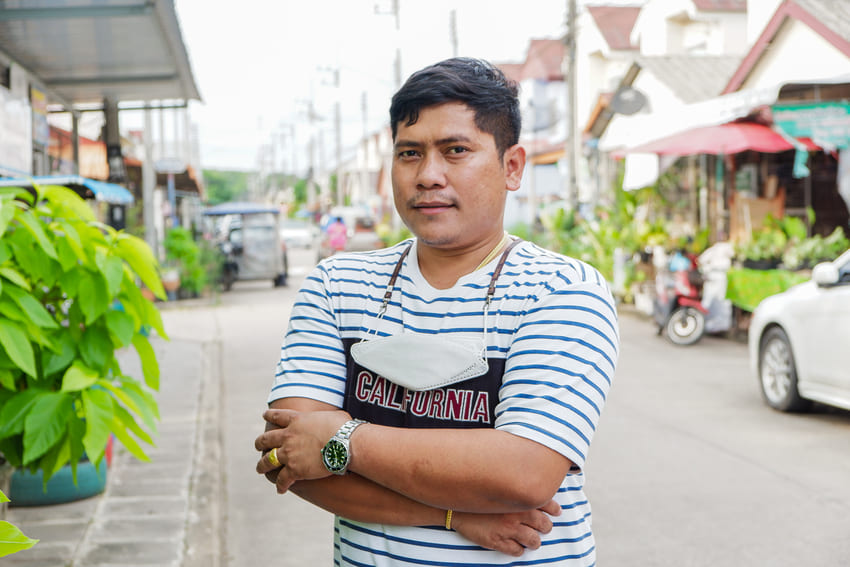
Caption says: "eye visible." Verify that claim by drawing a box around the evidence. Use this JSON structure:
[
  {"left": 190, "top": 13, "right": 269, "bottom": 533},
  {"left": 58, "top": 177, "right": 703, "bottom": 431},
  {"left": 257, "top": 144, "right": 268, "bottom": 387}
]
[
  {"left": 447, "top": 146, "right": 468, "bottom": 155},
  {"left": 397, "top": 149, "right": 419, "bottom": 159}
]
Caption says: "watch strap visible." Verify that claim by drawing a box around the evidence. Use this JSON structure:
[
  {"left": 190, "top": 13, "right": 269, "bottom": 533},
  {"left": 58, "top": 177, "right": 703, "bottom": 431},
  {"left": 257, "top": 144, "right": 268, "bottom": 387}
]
[{"left": 336, "top": 419, "right": 367, "bottom": 441}]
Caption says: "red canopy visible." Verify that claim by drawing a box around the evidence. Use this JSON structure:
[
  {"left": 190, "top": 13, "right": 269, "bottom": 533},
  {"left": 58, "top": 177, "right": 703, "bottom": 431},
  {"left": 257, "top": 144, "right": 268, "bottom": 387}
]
[{"left": 626, "top": 122, "right": 814, "bottom": 156}]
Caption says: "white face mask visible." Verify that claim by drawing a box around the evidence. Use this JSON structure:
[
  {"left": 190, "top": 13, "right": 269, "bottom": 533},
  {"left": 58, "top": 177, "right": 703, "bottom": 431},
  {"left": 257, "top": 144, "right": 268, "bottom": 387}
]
[
  {"left": 351, "top": 334, "right": 488, "bottom": 391},
  {"left": 350, "top": 239, "right": 519, "bottom": 392}
]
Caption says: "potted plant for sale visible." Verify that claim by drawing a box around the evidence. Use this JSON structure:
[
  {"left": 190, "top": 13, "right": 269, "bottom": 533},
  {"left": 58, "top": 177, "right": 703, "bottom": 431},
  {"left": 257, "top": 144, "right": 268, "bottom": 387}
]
[{"left": 0, "top": 183, "right": 166, "bottom": 505}]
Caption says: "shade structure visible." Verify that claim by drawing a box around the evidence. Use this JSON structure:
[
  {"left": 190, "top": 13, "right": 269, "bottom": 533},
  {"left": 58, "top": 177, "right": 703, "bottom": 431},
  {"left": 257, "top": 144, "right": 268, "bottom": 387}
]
[
  {"left": 0, "top": 175, "right": 134, "bottom": 204},
  {"left": 626, "top": 122, "right": 808, "bottom": 156}
]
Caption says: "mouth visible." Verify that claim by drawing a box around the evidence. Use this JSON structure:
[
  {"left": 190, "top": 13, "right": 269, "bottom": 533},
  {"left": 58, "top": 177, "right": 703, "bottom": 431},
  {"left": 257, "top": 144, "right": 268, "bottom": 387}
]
[{"left": 411, "top": 200, "right": 455, "bottom": 215}]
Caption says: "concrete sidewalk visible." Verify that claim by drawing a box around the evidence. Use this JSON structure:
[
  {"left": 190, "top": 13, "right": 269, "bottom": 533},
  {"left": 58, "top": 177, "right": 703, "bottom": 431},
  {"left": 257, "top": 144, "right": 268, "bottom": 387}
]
[{"left": 5, "top": 300, "right": 224, "bottom": 567}]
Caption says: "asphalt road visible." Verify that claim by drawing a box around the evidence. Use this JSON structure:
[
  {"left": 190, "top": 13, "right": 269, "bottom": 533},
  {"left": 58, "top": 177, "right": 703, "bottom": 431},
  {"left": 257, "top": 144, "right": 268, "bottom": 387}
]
[{"left": 201, "top": 245, "right": 850, "bottom": 566}]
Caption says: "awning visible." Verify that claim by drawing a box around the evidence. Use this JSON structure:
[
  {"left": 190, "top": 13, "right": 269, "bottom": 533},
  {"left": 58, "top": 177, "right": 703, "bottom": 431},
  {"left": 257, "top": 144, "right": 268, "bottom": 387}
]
[
  {"left": 0, "top": 1, "right": 200, "bottom": 105},
  {"left": 624, "top": 122, "right": 818, "bottom": 156},
  {"left": 202, "top": 202, "right": 280, "bottom": 216},
  {"left": 0, "top": 175, "right": 134, "bottom": 204}
]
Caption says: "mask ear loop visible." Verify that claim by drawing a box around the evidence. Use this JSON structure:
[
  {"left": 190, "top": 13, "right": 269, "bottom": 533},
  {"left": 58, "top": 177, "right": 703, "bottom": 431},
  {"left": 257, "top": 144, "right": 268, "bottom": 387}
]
[
  {"left": 363, "top": 242, "right": 413, "bottom": 341},
  {"left": 483, "top": 238, "right": 521, "bottom": 360}
]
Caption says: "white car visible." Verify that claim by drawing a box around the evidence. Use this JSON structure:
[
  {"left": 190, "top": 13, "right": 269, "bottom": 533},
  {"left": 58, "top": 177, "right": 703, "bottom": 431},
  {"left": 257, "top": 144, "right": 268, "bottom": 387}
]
[{"left": 749, "top": 248, "right": 850, "bottom": 412}]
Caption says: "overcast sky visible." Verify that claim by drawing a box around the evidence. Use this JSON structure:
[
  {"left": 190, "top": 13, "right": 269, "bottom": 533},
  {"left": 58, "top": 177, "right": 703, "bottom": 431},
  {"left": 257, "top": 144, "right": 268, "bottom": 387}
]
[{"left": 172, "top": 0, "right": 569, "bottom": 171}]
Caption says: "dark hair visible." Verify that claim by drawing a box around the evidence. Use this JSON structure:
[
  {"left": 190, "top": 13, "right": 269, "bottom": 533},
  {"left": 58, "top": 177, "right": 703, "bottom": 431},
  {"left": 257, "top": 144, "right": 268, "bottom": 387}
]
[{"left": 389, "top": 57, "right": 521, "bottom": 158}]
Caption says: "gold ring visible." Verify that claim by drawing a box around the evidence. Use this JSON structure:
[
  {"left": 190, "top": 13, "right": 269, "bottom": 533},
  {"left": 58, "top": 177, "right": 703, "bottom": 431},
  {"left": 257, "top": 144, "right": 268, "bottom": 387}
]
[{"left": 267, "top": 447, "right": 281, "bottom": 468}]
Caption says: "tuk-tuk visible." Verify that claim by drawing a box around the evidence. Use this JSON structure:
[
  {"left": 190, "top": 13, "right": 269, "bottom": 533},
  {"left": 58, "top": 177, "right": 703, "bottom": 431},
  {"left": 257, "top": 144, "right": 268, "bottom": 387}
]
[{"left": 202, "top": 202, "right": 288, "bottom": 290}]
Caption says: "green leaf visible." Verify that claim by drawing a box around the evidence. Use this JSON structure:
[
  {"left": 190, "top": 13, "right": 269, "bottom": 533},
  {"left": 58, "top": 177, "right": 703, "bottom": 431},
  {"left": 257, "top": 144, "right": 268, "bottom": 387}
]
[
  {"left": 14, "top": 210, "right": 58, "bottom": 260},
  {"left": 81, "top": 388, "right": 114, "bottom": 464},
  {"left": 132, "top": 333, "right": 160, "bottom": 390},
  {"left": 60, "top": 361, "right": 99, "bottom": 392},
  {"left": 55, "top": 236, "right": 81, "bottom": 272},
  {"left": 0, "top": 266, "right": 30, "bottom": 291},
  {"left": 109, "top": 414, "right": 150, "bottom": 462},
  {"left": 115, "top": 235, "right": 166, "bottom": 300},
  {"left": 0, "top": 319, "right": 36, "bottom": 378},
  {"left": 38, "top": 432, "right": 71, "bottom": 485},
  {"left": 0, "top": 196, "right": 17, "bottom": 237},
  {"left": 117, "top": 377, "right": 159, "bottom": 431},
  {"left": 0, "top": 520, "right": 39, "bottom": 557},
  {"left": 113, "top": 403, "right": 154, "bottom": 446},
  {"left": 0, "top": 389, "right": 40, "bottom": 439},
  {"left": 105, "top": 309, "right": 135, "bottom": 347},
  {"left": 96, "top": 252, "right": 125, "bottom": 297},
  {"left": 22, "top": 392, "right": 74, "bottom": 464},
  {"left": 43, "top": 184, "right": 95, "bottom": 221},
  {"left": 41, "top": 333, "right": 76, "bottom": 377},
  {"left": 58, "top": 268, "right": 80, "bottom": 298},
  {"left": 96, "top": 379, "right": 144, "bottom": 417},
  {"left": 79, "top": 325, "right": 112, "bottom": 371},
  {"left": 0, "top": 490, "right": 7, "bottom": 504},
  {"left": 2, "top": 285, "right": 58, "bottom": 330},
  {"left": 0, "top": 368, "right": 15, "bottom": 390},
  {"left": 77, "top": 270, "right": 110, "bottom": 325}
]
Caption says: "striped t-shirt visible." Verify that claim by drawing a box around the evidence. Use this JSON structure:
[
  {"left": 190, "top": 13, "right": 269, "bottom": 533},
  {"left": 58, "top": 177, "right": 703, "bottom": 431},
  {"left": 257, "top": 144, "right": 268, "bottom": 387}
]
[{"left": 269, "top": 238, "right": 619, "bottom": 566}]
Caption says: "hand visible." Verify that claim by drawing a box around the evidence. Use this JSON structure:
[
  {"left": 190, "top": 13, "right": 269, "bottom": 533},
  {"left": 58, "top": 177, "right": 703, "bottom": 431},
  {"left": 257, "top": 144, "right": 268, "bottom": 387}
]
[
  {"left": 452, "top": 499, "right": 561, "bottom": 557},
  {"left": 254, "top": 409, "right": 351, "bottom": 493}
]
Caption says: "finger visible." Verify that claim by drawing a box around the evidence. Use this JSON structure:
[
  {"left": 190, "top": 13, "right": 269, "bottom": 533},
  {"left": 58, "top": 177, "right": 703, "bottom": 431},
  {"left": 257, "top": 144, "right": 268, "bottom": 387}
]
[
  {"left": 263, "top": 408, "right": 297, "bottom": 427},
  {"left": 494, "top": 538, "right": 524, "bottom": 557},
  {"left": 255, "top": 448, "right": 282, "bottom": 474},
  {"left": 511, "top": 525, "right": 542, "bottom": 552},
  {"left": 275, "top": 466, "right": 296, "bottom": 494},
  {"left": 523, "top": 510, "right": 553, "bottom": 535},
  {"left": 264, "top": 469, "right": 281, "bottom": 484},
  {"left": 254, "top": 430, "right": 279, "bottom": 452},
  {"left": 539, "top": 499, "right": 562, "bottom": 517}
]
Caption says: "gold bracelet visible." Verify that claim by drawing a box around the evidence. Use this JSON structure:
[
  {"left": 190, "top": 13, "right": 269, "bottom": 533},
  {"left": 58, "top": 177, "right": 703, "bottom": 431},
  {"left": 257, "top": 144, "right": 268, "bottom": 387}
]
[{"left": 445, "top": 509, "right": 453, "bottom": 530}]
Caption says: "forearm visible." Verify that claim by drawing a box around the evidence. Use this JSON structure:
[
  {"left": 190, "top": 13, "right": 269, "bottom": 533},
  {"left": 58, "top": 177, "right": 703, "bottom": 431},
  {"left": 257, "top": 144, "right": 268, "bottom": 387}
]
[
  {"left": 289, "top": 473, "right": 445, "bottom": 526},
  {"left": 349, "top": 425, "right": 570, "bottom": 513}
]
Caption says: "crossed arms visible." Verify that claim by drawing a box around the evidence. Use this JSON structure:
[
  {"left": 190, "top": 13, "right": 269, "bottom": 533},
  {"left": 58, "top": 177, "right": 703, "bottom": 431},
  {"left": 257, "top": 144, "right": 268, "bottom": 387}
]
[{"left": 255, "top": 396, "right": 572, "bottom": 556}]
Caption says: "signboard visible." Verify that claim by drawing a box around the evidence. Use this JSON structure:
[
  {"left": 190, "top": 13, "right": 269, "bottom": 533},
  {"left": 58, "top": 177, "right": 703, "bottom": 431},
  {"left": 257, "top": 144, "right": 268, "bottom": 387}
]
[
  {"left": 30, "top": 85, "right": 49, "bottom": 147},
  {"left": 772, "top": 101, "right": 850, "bottom": 150},
  {"left": 0, "top": 82, "right": 32, "bottom": 175}
]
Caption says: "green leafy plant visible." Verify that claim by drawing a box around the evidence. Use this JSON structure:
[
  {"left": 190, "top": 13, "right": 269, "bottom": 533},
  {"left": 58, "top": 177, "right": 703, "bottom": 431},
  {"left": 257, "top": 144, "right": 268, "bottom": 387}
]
[
  {"left": 163, "top": 226, "right": 207, "bottom": 296},
  {"left": 0, "top": 184, "right": 167, "bottom": 485},
  {"left": 0, "top": 489, "right": 38, "bottom": 557}
]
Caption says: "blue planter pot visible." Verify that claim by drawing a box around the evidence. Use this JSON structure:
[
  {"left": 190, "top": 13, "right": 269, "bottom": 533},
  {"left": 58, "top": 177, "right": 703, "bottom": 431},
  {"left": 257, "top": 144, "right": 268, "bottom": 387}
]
[{"left": 10, "top": 458, "right": 107, "bottom": 507}]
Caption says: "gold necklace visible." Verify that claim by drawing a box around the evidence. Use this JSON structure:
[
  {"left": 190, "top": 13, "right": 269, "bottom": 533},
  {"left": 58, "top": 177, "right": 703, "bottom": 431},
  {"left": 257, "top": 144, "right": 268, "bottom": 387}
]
[{"left": 475, "top": 231, "right": 510, "bottom": 271}]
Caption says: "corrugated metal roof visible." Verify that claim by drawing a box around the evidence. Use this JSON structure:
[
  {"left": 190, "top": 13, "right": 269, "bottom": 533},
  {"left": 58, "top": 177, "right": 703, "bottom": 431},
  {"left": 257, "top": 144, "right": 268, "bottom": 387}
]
[
  {"left": 0, "top": 0, "right": 200, "bottom": 106},
  {"left": 636, "top": 55, "right": 742, "bottom": 103},
  {"left": 692, "top": 0, "right": 746, "bottom": 12},
  {"left": 586, "top": 6, "right": 641, "bottom": 51},
  {"left": 793, "top": 0, "right": 850, "bottom": 44}
]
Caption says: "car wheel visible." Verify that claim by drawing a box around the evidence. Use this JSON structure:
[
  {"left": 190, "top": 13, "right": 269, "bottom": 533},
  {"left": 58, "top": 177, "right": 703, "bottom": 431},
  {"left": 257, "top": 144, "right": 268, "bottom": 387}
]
[
  {"left": 758, "top": 327, "right": 811, "bottom": 412},
  {"left": 665, "top": 306, "right": 705, "bottom": 345}
]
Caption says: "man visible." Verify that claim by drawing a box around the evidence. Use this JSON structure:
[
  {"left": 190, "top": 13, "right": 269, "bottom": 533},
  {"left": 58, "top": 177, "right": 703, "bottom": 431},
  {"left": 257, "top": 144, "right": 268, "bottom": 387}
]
[{"left": 255, "top": 58, "right": 619, "bottom": 565}]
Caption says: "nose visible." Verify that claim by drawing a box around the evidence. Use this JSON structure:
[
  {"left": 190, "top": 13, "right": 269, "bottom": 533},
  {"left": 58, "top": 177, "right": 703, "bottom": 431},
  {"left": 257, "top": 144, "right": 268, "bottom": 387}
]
[{"left": 415, "top": 152, "right": 447, "bottom": 190}]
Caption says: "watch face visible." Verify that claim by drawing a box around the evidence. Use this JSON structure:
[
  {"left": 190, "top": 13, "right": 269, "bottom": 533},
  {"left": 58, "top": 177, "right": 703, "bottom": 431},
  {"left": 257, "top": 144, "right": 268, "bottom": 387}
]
[{"left": 323, "top": 439, "right": 348, "bottom": 473}]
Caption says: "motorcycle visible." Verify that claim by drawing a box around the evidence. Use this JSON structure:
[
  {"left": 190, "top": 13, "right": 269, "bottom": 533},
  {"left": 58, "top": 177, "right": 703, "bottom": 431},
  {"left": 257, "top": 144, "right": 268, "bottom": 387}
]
[{"left": 653, "top": 250, "right": 708, "bottom": 345}]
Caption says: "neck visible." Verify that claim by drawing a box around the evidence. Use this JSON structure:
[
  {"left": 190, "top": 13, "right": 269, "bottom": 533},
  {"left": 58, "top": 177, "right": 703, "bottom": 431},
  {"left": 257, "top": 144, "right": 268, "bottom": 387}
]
[{"left": 416, "top": 232, "right": 510, "bottom": 289}]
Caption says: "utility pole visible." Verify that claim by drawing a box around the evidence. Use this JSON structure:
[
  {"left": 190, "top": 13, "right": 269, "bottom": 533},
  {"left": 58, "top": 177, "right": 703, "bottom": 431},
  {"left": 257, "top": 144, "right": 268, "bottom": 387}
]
[
  {"left": 450, "top": 10, "right": 458, "bottom": 57},
  {"left": 376, "top": 0, "right": 402, "bottom": 88},
  {"left": 564, "top": 0, "right": 578, "bottom": 209}
]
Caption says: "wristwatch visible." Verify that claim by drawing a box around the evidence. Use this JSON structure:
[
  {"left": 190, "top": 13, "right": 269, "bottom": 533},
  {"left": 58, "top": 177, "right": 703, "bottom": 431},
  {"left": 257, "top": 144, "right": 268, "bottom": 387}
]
[{"left": 321, "top": 419, "right": 367, "bottom": 475}]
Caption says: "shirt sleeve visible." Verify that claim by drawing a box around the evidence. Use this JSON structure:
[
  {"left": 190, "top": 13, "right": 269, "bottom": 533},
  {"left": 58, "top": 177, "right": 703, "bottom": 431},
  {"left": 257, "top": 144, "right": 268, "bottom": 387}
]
[
  {"left": 494, "top": 266, "right": 619, "bottom": 471},
  {"left": 267, "top": 264, "right": 348, "bottom": 408}
]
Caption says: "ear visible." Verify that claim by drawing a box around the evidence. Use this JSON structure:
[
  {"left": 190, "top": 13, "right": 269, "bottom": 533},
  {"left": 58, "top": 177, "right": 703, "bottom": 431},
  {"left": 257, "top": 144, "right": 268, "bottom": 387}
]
[{"left": 503, "top": 144, "right": 526, "bottom": 193}]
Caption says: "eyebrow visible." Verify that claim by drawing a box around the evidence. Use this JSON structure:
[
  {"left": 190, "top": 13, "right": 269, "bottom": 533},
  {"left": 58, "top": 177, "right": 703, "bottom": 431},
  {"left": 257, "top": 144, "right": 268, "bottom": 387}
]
[{"left": 394, "top": 135, "right": 474, "bottom": 150}]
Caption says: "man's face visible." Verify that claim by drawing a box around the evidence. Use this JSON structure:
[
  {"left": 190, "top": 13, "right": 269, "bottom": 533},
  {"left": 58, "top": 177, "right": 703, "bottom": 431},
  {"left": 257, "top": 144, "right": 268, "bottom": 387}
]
[{"left": 391, "top": 102, "right": 524, "bottom": 251}]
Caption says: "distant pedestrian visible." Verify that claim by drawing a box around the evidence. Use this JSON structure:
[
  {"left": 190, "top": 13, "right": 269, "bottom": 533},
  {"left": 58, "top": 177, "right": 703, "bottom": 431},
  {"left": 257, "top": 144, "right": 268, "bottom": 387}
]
[{"left": 326, "top": 216, "right": 347, "bottom": 253}]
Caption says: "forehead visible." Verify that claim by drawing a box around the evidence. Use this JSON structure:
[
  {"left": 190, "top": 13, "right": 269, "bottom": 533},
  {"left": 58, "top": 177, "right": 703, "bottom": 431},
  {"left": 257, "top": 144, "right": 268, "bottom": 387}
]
[{"left": 394, "top": 102, "right": 488, "bottom": 142}]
